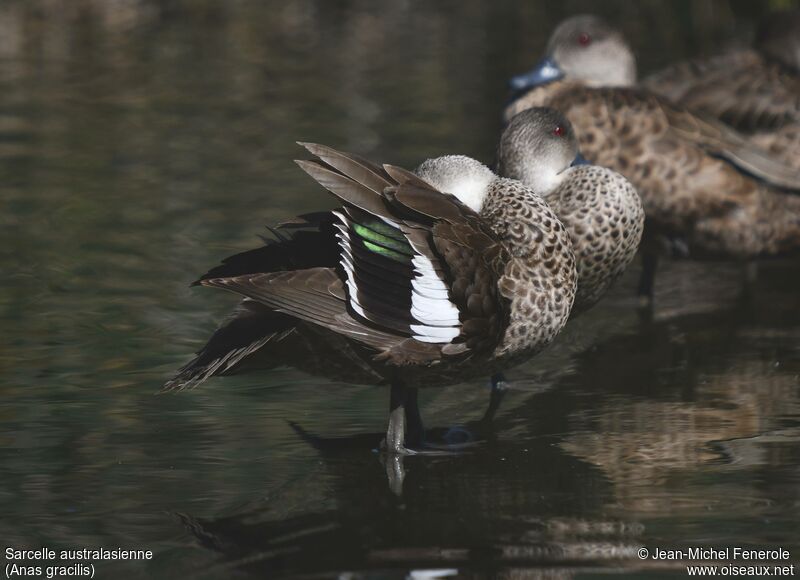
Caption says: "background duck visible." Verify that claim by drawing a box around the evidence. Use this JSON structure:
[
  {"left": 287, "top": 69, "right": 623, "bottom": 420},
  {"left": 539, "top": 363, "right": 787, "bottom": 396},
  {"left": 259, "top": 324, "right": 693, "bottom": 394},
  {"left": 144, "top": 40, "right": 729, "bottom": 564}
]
[
  {"left": 496, "top": 107, "right": 644, "bottom": 315},
  {"left": 505, "top": 14, "right": 800, "bottom": 305},
  {"left": 643, "top": 9, "right": 800, "bottom": 172},
  {"left": 166, "top": 143, "right": 577, "bottom": 455}
]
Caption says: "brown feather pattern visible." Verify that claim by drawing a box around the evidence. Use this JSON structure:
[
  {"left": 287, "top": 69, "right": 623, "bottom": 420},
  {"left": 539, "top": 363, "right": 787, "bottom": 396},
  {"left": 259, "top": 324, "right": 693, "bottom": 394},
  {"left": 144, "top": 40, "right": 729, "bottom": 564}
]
[
  {"left": 505, "top": 81, "right": 800, "bottom": 257},
  {"left": 643, "top": 49, "right": 800, "bottom": 172},
  {"left": 166, "top": 144, "right": 578, "bottom": 389}
]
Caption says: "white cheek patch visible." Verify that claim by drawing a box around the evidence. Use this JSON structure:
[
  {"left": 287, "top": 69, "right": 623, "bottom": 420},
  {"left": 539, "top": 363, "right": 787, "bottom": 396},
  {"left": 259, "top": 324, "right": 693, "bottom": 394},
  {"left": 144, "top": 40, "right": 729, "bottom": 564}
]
[
  {"left": 539, "top": 169, "right": 566, "bottom": 196},
  {"left": 524, "top": 156, "right": 567, "bottom": 197},
  {"left": 446, "top": 175, "right": 493, "bottom": 212}
]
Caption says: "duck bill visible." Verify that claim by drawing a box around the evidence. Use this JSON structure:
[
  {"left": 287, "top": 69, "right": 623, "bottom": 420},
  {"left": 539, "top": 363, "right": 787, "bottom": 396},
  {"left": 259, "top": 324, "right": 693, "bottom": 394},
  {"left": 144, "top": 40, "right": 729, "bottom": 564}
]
[
  {"left": 570, "top": 152, "right": 590, "bottom": 167},
  {"left": 509, "top": 56, "right": 564, "bottom": 91}
]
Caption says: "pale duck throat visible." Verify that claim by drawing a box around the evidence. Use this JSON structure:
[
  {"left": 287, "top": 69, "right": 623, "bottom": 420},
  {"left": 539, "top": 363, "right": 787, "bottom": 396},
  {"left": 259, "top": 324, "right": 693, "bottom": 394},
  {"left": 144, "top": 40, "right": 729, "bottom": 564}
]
[{"left": 516, "top": 156, "right": 569, "bottom": 198}]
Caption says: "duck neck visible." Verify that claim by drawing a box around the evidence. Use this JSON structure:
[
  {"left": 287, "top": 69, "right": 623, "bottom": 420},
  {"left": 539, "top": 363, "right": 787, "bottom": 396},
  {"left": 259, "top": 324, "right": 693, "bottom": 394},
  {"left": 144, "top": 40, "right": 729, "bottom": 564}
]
[
  {"left": 504, "top": 80, "right": 580, "bottom": 121},
  {"left": 512, "top": 163, "right": 565, "bottom": 198}
]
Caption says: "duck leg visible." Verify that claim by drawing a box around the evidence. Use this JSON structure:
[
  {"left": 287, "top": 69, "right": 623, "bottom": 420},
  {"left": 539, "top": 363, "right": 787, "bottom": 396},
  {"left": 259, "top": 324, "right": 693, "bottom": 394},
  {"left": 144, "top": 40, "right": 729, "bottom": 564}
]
[
  {"left": 481, "top": 373, "right": 509, "bottom": 424},
  {"left": 742, "top": 260, "right": 758, "bottom": 294},
  {"left": 433, "top": 373, "right": 508, "bottom": 447},
  {"left": 389, "top": 380, "right": 504, "bottom": 454},
  {"left": 403, "top": 387, "right": 425, "bottom": 449},
  {"left": 385, "top": 381, "right": 423, "bottom": 455},
  {"left": 637, "top": 250, "right": 658, "bottom": 309}
]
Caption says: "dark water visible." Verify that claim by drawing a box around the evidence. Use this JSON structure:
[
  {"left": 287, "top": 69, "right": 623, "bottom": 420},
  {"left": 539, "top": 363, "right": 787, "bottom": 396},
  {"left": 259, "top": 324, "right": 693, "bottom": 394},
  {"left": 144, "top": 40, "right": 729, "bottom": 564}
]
[{"left": 2, "top": 1, "right": 799, "bottom": 578}]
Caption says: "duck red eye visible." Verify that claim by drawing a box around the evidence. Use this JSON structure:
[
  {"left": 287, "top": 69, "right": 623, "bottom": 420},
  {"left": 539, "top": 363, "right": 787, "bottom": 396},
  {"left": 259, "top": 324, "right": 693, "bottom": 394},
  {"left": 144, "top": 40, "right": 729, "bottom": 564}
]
[
  {"left": 552, "top": 125, "right": 565, "bottom": 137},
  {"left": 578, "top": 32, "right": 591, "bottom": 46}
]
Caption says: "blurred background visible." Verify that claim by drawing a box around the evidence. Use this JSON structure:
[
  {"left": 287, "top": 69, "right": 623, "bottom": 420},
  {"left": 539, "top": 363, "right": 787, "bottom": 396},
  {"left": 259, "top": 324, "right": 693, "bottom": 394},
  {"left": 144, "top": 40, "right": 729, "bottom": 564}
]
[{"left": 1, "top": 0, "right": 799, "bottom": 578}]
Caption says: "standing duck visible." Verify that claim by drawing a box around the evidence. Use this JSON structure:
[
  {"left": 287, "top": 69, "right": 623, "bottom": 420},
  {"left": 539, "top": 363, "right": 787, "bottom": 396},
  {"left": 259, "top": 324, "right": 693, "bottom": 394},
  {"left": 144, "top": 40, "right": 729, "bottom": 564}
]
[
  {"left": 643, "top": 10, "right": 800, "bottom": 172},
  {"left": 505, "top": 14, "right": 800, "bottom": 304},
  {"left": 496, "top": 107, "right": 644, "bottom": 315},
  {"left": 166, "top": 143, "right": 577, "bottom": 454}
]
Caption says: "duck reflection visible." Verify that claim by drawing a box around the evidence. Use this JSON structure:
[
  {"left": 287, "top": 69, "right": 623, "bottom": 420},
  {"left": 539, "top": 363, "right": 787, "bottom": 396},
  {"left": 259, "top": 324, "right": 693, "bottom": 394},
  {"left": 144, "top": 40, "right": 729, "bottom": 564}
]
[
  {"left": 175, "top": 437, "right": 644, "bottom": 579},
  {"left": 173, "top": 274, "right": 798, "bottom": 578},
  {"left": 555, "top": 306, "right": 800, "bottom": 515}
]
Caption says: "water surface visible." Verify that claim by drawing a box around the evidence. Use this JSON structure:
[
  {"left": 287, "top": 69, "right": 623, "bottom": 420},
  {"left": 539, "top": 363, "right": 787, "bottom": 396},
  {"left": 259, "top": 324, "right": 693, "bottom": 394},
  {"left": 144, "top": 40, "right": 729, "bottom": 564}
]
[{"left": 2, "top": 1, "right": 799, "bottom": 578}]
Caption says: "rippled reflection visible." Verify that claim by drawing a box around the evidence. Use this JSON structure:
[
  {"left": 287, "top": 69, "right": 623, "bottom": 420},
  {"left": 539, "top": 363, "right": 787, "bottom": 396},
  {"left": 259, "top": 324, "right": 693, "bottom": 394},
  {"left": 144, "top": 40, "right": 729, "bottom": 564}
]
[{"left": 1, "top": 1, "right": 799, "bottom": 578}]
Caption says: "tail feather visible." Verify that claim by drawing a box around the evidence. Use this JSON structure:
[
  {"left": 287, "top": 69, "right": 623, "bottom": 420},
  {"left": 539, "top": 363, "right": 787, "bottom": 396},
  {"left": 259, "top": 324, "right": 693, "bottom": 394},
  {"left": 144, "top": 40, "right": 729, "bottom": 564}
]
[
  {"left": 662, "top": 102, "right": 800, "bottom": 191},
  {"left": 195, "top": 213, "right": 338, "bottom": 284},
  {"left": 163, "top": 301, "right": 296, "bottom": 391}
]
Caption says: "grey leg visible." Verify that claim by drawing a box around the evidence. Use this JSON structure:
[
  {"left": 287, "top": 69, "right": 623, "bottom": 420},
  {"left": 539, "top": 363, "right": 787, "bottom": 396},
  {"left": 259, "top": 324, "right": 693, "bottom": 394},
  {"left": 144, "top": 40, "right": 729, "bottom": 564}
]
[
  {"left": 404, "top": 387, "right": 425, "bottom": 449},
  {"left": 742, "top": 260, "right": 759, "bottom": 290},
  {"left": 385, "top": 382, "right": 406, "bottom": 454},
  {"left": 637, "top": 250, "right": 658, "bottom": 309},
  {"left": 481, "top": 373, "right": 508, "bottom": 423},
  {"left": 738, "top": 259, "right": 759, "bottom": 306},
  {"left": 439, "top": 373, "right": 507, "bottom": 446},
  {"left": 384, "top": 382, "right": 420, "bottom": 455},
  {"left": 743, "top": 260, "right": 758, "bottom": 285}
]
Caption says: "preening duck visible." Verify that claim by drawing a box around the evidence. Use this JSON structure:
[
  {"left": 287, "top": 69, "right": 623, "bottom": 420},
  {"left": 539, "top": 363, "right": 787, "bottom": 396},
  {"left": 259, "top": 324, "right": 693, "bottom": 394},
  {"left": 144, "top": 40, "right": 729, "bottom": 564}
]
[
  {"left": 506, "top": 14, "right": 800, "bottom": 304},
  {"left": 166, "top": 143, "right": 577, "bottom": 455}
]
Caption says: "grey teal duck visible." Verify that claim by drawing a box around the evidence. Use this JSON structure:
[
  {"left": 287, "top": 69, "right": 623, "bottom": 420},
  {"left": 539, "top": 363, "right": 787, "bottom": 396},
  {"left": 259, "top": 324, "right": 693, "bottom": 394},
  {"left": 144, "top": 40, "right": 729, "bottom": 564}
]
[
  {"left": 165, "top": 143, "right": 577, "bottom": 454},
  {"left": 505, "top": 14, "right": 800, "bottom": 304},
  {"left": 496, "top": 107, "right": 644, "bottom": 314},
  {"left": 643, "top": 10, "right": 800, "bottom": 172}
]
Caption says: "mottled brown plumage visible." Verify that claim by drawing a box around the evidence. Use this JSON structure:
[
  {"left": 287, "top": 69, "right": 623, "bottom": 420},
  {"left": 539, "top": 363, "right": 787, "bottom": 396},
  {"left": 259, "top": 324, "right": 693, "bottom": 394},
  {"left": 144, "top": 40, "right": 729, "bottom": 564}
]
[
  {"left": 497, "top": 108, "right": 644, "bottom": 314},
  {"left": 478, "top": 177, "right": 576, "bottom": 361},
  {"left": 505, "top": 15, "right": 800, "bottom": 264},
  {"left": 643, "top": 11, "right": 800, "bottom": 171},
  {"left": 167, "top": 144, "right": 577, "bottom": 453},
  {"left": 551, "top": 165, "right": 644, "bottom": 311}
]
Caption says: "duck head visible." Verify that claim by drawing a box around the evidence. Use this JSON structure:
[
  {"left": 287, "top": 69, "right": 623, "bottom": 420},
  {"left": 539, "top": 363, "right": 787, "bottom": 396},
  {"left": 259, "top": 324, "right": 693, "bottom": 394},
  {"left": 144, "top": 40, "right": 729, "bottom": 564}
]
[
  {"left": 510, "top": 14, "right": 636, "bottom": 93},
  {"left": 496, "top": 107, "right": 587, "bottom": 196},
  {"left": 415, "top": 155, "right": 496, "bottom": 213}
]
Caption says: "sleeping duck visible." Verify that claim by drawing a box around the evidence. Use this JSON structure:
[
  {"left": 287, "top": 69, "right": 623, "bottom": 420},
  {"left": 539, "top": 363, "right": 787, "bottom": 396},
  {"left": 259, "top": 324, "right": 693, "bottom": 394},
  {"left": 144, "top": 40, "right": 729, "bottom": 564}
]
[
  {"left": 506, "top": 14, "right": 800, "bottom": 305},
  {"left": 496, "top": 107, "right": 643, "bottom": 315},
  {"left": 165, "top": 108, "right": 645, "bottom": 452},
  {"left": 166, "top": 142, "right": 578, "bottom": 455}
]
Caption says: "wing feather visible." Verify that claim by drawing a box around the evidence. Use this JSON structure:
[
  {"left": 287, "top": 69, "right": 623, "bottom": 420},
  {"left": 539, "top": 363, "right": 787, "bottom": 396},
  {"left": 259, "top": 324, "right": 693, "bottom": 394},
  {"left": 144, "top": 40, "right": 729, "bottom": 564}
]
[{"left": 195, "top": 143, "right": 513, "bottom": 366}]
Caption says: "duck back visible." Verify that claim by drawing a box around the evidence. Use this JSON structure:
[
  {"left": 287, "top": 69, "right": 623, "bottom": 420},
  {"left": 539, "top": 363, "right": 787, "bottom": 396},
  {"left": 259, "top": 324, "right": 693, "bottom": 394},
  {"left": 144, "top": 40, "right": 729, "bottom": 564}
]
[{"left": 506, "top": 82, "right": 800, "bottom": 258}]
